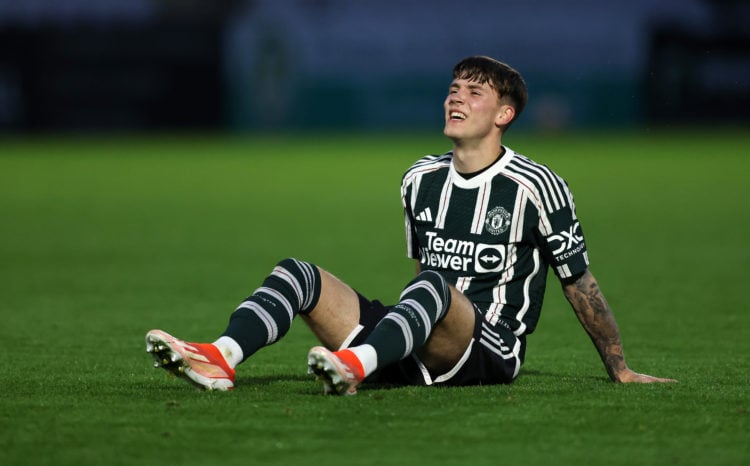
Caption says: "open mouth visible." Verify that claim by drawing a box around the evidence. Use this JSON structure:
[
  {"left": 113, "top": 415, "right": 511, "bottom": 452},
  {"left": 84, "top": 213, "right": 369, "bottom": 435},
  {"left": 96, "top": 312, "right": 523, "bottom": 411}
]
[{"left": 449, "top": 111, "right": 466, "bottom": 121}]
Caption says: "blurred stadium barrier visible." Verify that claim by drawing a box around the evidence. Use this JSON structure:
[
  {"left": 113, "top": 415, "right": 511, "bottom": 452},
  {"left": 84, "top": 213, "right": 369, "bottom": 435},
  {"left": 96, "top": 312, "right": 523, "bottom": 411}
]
[{"left": 0, "top": 0, "right": 747, "bottom": 132}]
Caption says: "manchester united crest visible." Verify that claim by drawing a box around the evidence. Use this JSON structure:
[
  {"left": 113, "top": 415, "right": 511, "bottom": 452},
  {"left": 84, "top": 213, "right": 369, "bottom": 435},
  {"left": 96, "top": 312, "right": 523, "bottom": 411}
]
[{"left": 485, "top": 206, "right": 511, "bottom": 235}]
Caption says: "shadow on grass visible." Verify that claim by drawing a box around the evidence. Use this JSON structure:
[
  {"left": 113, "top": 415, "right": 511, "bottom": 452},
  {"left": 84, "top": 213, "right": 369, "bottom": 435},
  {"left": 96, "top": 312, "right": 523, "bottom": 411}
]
[
  {"left": 519, "top": 368, "right": 608, "bottom": 383},
  {"left": 235, "top": 369, "right": 609, "bottom": 396},
  {"left": 138, "top": 368, "right": 608, "bottom": 399},
  {"left": 237, "top": 374, "right": 403, "bottom": 395}
]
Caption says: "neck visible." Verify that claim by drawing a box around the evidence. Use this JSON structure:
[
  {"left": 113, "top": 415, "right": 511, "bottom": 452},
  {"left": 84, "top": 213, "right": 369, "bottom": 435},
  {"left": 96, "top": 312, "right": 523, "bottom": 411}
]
[{"left": 451, "top": 137, "right": 504, "bottom": 174}]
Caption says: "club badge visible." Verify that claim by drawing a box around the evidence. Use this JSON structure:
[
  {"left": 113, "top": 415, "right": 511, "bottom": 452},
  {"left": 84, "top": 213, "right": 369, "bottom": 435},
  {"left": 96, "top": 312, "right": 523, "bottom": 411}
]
[{"left": 485, "top": 206, "right": 511, "bottom": 235}]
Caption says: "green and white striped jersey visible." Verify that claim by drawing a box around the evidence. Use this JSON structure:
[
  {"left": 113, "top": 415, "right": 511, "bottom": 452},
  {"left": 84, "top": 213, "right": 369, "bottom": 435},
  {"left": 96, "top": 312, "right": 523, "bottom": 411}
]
[{"left": 401, "top": 146, "right": 589, "bottom": 338}]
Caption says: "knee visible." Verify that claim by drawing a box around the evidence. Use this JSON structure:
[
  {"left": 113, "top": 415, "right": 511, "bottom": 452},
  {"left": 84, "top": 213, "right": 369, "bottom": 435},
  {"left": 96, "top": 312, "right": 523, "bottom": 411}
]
[
  {"left": 404, "top": 270, "right": 452, "bottom": 310},
  {"left": 275, "top": 257, "right": 301, "bottom": 269},
  {"left": 273, "top": 257, "right": 319, "bottom": 277},
  {"left": 270, "top": 257, "right": 321, "bottom": 313},
  {"left": 415, "top": 270, "right": 449, "bottom": 293},
  {"left": 414, "top": 269, "right": 445, "bottom": 286}
]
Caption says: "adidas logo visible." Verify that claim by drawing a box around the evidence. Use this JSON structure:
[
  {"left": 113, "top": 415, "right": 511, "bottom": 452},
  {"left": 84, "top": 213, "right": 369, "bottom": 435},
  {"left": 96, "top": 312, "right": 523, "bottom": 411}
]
[{"left": 416, "top": 208, "right": 433, "bottom": 222}]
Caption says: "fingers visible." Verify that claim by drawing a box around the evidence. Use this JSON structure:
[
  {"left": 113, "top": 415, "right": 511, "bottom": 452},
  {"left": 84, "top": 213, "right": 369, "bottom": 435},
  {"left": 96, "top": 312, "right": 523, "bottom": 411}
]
[
  {"left": 643, "top": 375, "right": 679, "bottom": 383},
  {"left": 630, "top": 373, "right": 678, "bottom": 384},
  {"left": 616, "top": 369, "right": 678, "bottom": 383}
]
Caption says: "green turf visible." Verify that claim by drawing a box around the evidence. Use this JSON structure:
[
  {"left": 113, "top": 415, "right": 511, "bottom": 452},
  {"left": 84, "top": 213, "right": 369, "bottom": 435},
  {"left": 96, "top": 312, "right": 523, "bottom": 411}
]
[{"left": 0, "top": 129, "right": 748, "bottom": 466}]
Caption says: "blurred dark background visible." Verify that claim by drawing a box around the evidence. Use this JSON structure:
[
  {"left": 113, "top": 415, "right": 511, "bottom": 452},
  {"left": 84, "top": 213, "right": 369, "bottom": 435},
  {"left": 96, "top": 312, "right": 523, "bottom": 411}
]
[{"left": 0, "top": 0, "right": 747, "bottom": 133}]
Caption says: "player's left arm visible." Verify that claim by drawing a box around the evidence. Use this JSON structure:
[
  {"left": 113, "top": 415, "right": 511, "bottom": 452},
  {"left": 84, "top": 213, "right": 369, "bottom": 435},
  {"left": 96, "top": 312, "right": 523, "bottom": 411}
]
[{"left": 562, "top": 269, "right": 677, "bottom": 383}]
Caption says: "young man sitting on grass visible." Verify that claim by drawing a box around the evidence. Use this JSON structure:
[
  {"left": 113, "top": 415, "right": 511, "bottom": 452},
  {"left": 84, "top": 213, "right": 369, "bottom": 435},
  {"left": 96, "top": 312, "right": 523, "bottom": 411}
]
[{"left": 146, "top": 56, "right": 676, "bottom": 393}]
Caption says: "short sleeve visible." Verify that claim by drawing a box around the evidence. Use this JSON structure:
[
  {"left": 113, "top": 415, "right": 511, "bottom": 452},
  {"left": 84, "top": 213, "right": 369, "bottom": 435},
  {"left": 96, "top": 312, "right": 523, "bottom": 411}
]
[
  {"left": 538, "top": 197, "right": 589, "bottom": 280},
  {"left": 401, "top": 172, "right": 420, "bottom": 259}
]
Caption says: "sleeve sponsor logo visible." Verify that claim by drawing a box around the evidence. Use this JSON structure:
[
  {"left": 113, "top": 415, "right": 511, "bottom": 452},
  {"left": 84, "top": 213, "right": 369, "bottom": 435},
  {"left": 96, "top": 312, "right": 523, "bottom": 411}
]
[{"left": 546, "top": 222, "right": 585, "bottom": 262}]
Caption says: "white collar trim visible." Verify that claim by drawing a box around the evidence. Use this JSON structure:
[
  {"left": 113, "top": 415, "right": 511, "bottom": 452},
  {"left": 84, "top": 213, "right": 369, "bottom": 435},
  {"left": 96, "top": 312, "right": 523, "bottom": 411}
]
[{"left": 449, "top": 146, "right": 515, "bottom": 189}]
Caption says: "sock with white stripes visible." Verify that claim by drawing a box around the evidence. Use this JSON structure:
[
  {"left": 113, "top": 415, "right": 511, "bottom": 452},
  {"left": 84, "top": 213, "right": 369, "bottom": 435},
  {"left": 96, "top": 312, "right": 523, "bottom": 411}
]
[
  {"left": 220, "top": 258, "right": 321, "bottom": 363},
  {"left": 353, "top": 270, "right": 451, "bottom": 378}
]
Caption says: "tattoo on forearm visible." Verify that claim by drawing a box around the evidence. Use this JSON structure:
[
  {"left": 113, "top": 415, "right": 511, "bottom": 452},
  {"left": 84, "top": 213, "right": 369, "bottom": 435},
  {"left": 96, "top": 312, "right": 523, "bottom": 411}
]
[{"left": 566, "top": 272, "right": 626, "bottom": 381}]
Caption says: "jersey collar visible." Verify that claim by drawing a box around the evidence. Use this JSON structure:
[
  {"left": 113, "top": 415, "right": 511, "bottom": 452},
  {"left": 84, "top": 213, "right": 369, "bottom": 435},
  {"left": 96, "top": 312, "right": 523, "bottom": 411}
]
[{"left": 449, "top": 146, "right": 515, "bottom": 189}]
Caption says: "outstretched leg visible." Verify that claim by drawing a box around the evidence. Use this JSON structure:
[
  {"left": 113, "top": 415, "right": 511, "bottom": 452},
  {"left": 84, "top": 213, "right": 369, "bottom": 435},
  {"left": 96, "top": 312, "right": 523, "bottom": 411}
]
[
  {"left": 218, "top": 258, "right": 322, "bottom": 363},
  {"left": 146, "top": 257, "right": 362, "bottom": 390}
]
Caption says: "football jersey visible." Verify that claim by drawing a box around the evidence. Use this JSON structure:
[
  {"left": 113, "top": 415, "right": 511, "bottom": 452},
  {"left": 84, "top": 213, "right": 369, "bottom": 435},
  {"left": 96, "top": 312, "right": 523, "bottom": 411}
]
[{"left": 401, "top": 146, "right": 589, "bottom": 337}]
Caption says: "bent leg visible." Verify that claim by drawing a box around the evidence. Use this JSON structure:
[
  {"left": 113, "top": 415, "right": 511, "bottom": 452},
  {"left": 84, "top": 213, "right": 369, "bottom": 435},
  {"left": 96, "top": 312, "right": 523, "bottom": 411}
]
[
  {"left": 340, "top": 270, "right": 474, "bottom": 379},
  {"left": 416, "top": 285, "right": 476, "bottom": 374},
  {"left": 305, "top": 270, "right": 479, "bottom": 393},
  {"left": 299, "top": 267, "right": 362, "bottom": 350}
]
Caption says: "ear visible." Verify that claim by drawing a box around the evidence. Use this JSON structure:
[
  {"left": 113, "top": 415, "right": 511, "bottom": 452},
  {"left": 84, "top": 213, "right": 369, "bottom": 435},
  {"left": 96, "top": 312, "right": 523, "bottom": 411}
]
[{"left": 495, "top": 105, "right": 515, "bottom": 128}]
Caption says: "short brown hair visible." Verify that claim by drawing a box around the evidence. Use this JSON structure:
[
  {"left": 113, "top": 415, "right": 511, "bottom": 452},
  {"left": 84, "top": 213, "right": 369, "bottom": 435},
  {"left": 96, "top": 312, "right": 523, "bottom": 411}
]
[{"left": 452, "top": 56, "right": 528, "bottom": 127}]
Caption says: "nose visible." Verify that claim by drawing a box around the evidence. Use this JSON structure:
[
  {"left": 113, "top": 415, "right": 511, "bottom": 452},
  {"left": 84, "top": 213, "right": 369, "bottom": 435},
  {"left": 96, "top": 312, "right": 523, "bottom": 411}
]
[{"left": 449, "top": 91, "right": 464, "bottom": 104}]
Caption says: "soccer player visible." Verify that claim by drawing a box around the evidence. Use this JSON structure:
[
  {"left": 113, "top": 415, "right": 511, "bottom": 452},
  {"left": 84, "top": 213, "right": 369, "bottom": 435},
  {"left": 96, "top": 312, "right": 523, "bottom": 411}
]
[{"left": 146, "top": 56, "right": 676, "bottom": 393}]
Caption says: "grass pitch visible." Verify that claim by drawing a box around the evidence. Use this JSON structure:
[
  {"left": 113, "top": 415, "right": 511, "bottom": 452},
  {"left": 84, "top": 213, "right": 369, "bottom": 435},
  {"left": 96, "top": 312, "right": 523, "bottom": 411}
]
[{"left": 0, "top": 129, "right": 748, "bottom": 466}]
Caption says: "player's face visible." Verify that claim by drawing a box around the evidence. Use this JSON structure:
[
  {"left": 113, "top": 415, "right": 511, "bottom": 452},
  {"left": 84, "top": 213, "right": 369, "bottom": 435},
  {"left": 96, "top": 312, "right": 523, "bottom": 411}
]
[{"left": 443, "top": 78, "right": 503, "bottom": 141}]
